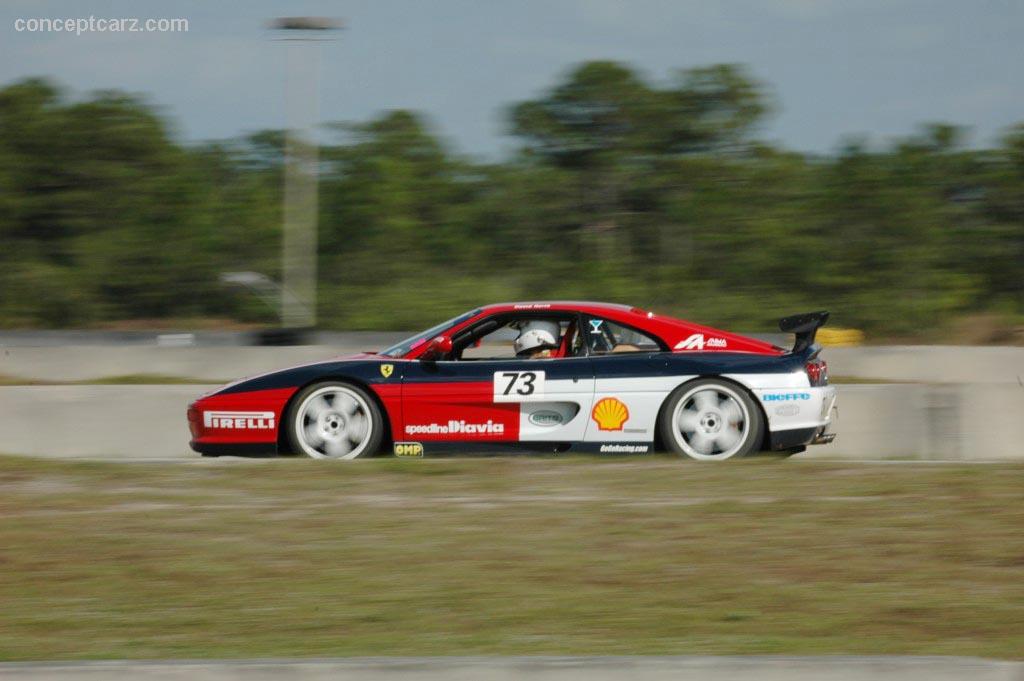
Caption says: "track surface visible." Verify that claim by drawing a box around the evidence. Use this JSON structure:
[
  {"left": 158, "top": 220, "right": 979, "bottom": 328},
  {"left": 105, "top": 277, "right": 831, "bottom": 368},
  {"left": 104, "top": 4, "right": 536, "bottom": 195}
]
[{"left": 0, "top": 656, "right": 1020, "bottom": 681}]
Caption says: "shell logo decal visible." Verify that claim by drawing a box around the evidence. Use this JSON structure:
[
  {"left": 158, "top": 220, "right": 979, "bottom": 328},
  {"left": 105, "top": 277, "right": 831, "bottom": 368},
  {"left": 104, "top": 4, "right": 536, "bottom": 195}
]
[{"left": 592, "top": 397, "right": 629, "bottom": 431}]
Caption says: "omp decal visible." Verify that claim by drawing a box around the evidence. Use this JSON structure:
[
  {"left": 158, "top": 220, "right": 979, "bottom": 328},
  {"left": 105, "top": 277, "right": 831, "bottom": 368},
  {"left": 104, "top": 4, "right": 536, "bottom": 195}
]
[
  {"left": 493, "top": 370, "right": 545, "bottom": 402},
  {"left": 765, "top": 391, "right": 811, "bottom": 401},
  {"left": 674, "top": 333, "right": 728, "bottom": 350},
  {"left": 203, "top": 410, "right": 275, "bottom": 429},
  {"left": 529, "top": 410, "right": 564, "bottom": 427},
  {"left": 393, "top": 441, "right": 424, "bottom": 457},
  {"left": 405, "top": 420, "right": 506, "bottom": 436},
  {"left": 600, "top": 443, "right": 649, "bottom": 453},
  {"left": 380, "top": 364, "right": 394, "bottom": 379},
  {"left": 592, "top": 397, "right": 630, "bottom": 431}
]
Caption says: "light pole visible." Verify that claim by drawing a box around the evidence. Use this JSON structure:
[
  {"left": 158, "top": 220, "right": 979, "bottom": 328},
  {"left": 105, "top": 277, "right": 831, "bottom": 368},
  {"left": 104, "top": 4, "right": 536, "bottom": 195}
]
[{"left": 270, "top": 17, "right": 341, "bottom": 332}]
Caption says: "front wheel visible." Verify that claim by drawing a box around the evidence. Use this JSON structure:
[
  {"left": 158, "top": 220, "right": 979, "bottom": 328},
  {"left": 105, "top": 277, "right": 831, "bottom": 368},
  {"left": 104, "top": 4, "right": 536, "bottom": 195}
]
[
  {"left": 658, "top": 379, "right": 764, "bottom": 461},
  {"left": 286, "top": 382, "right": 384, "bottom": 459}
]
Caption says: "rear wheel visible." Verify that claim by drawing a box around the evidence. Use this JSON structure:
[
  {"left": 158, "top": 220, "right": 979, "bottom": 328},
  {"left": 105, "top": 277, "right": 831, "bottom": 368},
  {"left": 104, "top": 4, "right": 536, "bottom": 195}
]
[
  {"left": 659, "top": 378, "right": 764, "bottom": 461},
  {"left": 287, "top": 382, "right": 384, "bottom": 459}
]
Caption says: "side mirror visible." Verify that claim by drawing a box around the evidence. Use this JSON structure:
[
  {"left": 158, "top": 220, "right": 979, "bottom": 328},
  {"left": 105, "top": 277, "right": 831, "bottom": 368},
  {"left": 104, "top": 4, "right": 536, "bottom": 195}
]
[{"left": 421, "top": 334, "right": 453, "bottom": 360}]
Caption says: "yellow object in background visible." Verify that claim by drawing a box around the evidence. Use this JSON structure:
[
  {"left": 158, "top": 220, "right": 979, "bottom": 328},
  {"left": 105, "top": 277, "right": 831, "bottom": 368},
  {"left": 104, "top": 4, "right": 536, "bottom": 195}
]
[{"left": 817, "top": 327, "right": 865, "bottom": 347}]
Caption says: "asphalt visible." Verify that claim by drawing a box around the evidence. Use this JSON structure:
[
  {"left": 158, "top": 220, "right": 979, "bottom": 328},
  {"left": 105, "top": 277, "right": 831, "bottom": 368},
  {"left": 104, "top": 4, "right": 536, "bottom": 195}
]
[{"left": 0, "top": 656, "right": 1020, "bottom": 681}]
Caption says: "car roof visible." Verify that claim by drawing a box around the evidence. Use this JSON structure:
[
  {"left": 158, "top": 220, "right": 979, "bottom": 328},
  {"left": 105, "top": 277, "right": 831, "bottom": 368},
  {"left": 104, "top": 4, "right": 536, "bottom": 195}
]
[{"left": 479, "top": 301, "right": 640, "bottom": 315}]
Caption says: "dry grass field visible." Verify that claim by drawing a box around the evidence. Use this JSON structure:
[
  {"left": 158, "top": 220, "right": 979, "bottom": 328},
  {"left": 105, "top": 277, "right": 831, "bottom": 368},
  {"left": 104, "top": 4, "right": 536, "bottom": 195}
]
[{"left": 1, "top": 455, "right": 1022, "bottom": 661}]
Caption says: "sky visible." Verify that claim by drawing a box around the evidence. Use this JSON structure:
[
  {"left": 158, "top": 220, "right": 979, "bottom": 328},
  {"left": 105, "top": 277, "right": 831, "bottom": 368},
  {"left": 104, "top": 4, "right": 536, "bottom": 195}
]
[{"left": 1, "top": 0, "right": 1022, "bottom": 159}]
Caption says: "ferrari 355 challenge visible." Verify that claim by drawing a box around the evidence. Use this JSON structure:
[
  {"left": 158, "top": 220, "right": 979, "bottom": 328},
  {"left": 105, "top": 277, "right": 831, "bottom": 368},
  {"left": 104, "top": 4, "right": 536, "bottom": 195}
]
[{"left": 188, "top": 302, "right": 837, "bottom": 461}]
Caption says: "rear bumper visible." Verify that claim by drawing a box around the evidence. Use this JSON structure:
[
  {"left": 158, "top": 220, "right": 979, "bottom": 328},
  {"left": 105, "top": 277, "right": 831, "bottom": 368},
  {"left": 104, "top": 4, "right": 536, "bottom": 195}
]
[
  {"left": 761, "top": 385, "right": 838, "bottom": 450},
  {"left": 768, "top": 426, "right": 816, "bottom": 450},
  {"left": 767, "top": 421, "right": 836, "bottom": 450}
]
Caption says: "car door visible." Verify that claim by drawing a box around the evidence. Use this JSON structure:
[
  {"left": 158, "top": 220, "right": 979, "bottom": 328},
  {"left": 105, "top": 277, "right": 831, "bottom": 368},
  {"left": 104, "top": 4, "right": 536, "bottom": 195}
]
[
  {"left": 580, "top": 315, "right": 677, "bottom": 448},
  {"left": 400, "top": 323, "right": 595, "bottom": 448}
]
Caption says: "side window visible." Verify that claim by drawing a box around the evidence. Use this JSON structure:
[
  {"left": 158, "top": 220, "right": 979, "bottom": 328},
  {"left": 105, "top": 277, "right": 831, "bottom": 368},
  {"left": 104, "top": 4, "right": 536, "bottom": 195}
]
[
  {"left": 458, "top": 318, "right": 575, "bottom": 360},
  {"left": 584, "top": 317, "right": 662, "bottom": 355}
]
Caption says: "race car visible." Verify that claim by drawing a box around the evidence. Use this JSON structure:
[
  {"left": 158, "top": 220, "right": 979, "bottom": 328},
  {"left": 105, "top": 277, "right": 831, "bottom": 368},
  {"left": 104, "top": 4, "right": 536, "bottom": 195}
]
[{"left": 187, "top": 302, "right": 837, "bottom": 461}]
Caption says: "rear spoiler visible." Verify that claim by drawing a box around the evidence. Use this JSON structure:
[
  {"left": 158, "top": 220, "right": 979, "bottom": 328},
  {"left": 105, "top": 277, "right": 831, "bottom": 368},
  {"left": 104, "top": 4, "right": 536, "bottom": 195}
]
[{"left": 779, "top": 310, "right": 830, "bottom": 354}]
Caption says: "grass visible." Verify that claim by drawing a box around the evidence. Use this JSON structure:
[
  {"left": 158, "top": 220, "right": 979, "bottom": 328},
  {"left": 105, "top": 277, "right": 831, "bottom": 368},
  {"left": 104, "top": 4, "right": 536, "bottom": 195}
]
[
  {"left": 1, "top": 455, "right": 1023, "bottom": 661},
  {"left": 0, "top": 374, "right": 219, "bottom": 386}
]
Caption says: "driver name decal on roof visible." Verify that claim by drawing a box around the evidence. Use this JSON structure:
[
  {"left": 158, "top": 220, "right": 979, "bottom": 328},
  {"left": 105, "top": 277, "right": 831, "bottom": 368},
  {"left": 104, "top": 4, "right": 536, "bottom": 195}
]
[{"left": 674, "top": 333, "right": 727, "bottom": 351}]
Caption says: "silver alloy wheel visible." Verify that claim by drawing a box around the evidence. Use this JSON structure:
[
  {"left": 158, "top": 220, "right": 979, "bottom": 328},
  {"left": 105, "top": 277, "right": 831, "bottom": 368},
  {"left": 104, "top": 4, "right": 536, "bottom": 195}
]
[
  {"left": 671, "top": 384, "right": 751, "bottom": 460},
  {"left": 293, "top": 385, "right": 373, "bottom": 459}
]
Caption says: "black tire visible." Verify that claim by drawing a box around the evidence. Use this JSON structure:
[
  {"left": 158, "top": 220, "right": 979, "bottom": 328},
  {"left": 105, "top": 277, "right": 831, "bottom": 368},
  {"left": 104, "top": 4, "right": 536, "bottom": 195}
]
[
  {"left": 286, "top": 381, "right": 384, "bottom": 459},
  {"left": 658, "top": 378, "right": 764, "bottom": 461}
]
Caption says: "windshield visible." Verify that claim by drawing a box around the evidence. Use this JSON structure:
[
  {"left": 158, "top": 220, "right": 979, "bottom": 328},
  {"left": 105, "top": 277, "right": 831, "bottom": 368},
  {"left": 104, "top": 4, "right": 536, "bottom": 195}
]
[{"left": 379, "top": 309, "right": 481, "bottom": 358}]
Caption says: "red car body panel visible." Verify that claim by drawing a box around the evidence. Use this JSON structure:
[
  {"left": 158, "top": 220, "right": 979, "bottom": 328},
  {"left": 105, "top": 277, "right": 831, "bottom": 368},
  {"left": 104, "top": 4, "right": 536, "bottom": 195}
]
[
  {"left": 370, "top": 382, "right": 404, "bottom": 442},
  {"left": 400, "top": 380, "right": 521, "bottom": 442}
]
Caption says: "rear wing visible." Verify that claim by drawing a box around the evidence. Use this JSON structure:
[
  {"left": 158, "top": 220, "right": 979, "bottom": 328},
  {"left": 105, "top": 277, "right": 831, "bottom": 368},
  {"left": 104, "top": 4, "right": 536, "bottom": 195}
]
[{"left": 779, "top": 310, "right": 830, "bottom": 354}]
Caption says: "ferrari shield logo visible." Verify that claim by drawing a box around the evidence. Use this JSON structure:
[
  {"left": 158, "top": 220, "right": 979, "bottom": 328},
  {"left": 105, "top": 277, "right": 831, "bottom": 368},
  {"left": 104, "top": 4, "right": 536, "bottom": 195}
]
[{"left": 380, "top": 364, "right": 394, "bottom": 379}]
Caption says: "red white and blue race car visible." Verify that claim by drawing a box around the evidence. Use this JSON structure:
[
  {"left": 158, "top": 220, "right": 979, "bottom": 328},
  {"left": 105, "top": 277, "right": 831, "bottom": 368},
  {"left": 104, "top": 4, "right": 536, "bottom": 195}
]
[{"left": 187, "top": 302, "right": 837, "bottom": 461}]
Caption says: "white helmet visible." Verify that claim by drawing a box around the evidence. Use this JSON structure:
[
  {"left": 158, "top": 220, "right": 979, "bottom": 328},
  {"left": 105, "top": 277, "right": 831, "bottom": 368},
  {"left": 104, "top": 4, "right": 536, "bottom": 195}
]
[{"left": 514, "top": 320, "right": 561, "bottom": 357}]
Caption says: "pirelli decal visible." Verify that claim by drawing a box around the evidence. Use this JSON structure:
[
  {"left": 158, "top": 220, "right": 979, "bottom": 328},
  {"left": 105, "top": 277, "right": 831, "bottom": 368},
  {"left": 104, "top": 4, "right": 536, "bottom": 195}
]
[{"left": 203, "top": 410, "right": 275, "bottom": 430}]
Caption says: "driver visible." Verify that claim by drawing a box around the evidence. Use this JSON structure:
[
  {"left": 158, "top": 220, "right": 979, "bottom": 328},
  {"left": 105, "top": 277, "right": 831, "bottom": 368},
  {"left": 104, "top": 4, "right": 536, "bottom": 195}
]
[{"left": 513, "top": 320, "right": 561, "bottom": 359}]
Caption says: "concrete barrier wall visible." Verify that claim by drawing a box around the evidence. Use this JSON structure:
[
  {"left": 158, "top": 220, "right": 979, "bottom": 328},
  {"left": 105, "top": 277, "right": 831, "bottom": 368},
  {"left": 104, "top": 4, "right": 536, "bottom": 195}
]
[
  {"left": 0, "top": 385, "right": 206, "bottom": 459},
  {"left": 825, "top": 345, "right": 1024, "bottom": 384},
  {"left": 2, "top": 384, "right": 1021, "bottom": 461},
  {"left": 3, "top": 344, "right": 1024, "bottom": 384},
  {"left": 804, "top": 384, "right": 1024, "bottom": 460},
  {"left": 0, "top": 346, "right": 354, "bottom": 383}
]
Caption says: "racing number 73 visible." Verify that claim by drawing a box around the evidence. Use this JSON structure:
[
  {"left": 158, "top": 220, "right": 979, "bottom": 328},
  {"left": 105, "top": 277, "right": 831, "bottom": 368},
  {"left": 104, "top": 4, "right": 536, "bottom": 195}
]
[
  {"left": 493, "top": 370, "right": 545, "bottom": 402},
  {"left": 501, "top": 371, "right": 535, "bottom": 395}
]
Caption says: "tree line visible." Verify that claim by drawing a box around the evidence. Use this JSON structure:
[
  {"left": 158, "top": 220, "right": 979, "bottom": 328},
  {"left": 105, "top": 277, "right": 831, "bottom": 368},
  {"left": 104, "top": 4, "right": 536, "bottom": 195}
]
[{"left": 1, "top": 62, "right": 1022, "bottom": 339}]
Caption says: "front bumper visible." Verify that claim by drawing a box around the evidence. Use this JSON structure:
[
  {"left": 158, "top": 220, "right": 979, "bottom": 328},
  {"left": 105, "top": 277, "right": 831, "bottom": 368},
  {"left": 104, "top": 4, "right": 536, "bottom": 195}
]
[{"left": 187, "top": 386, "right": 296, "bottom": 457}]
